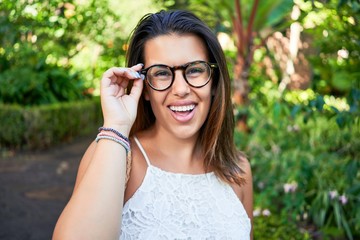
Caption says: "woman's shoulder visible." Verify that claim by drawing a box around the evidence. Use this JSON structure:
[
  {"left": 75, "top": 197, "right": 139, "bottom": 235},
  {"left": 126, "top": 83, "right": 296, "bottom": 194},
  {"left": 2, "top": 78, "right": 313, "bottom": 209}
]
[
  {"left": 230, "top": 152, "right": 253, "bottom": 219},
  {"left": 230, "top": 152, "right": 252, "bottom": 199},
  {"left": 237, "top": 151, "right": 251, "bottom": 176}
]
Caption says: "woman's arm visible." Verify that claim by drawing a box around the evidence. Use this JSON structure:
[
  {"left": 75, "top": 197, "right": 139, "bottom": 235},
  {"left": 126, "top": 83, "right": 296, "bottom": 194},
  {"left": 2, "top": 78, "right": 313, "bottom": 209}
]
[
  {"left": 240, "top": 157, "right": 253, "bottom": 240},
  {"left": 232, "top": 156, "right": 254, "bottom": 240},
  {"left": 53, "top": 138, "right": 128, "bottom": 240},
  {"left": 53, "top": 64, "right": 144, "bottom": 240}
]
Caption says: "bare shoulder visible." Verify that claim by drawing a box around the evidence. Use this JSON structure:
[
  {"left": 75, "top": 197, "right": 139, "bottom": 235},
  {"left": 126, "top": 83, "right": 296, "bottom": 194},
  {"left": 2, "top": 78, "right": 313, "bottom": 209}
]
[
  {"left": 230, "top": 152, "right": 253, "bottom": 219},
  {"left": 239, "top": 154, "right": 252, "bottom": 201},
  {"left": 231, "top": 153, "right": 252, "bottom": 199},
  {"left": 238, "top": 152, "right": 252, "bottom": 178}
]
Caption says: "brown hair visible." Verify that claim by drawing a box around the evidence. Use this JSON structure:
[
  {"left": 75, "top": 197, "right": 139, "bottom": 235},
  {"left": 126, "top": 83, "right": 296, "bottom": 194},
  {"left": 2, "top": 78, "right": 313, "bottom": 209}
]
[{"left": 126, "top": 10, "right": 246, "bottom": 186}]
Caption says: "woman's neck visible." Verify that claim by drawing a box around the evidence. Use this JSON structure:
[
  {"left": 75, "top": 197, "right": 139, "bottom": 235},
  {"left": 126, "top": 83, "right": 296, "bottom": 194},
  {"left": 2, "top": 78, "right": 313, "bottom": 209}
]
[{"left": 139, "top": 125, "right": 206, "bottom": 174}]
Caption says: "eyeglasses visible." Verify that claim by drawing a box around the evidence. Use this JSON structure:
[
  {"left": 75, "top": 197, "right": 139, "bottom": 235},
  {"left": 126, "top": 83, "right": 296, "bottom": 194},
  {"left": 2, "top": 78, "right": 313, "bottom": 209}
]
[{"left": 139, "top": 61, "right": 218, "bottom": 91}]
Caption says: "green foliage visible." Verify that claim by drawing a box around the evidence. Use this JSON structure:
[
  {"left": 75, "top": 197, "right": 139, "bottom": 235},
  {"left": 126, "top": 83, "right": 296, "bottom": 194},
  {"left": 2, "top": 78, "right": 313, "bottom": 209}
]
[
  {"left": 299, "top": 0, "right": 360, "bottom": 95},
  {"left": 0, "top": 0, "right": 126, "bottom": 105},
  {"left": 0, "top": 0, "right": 118, "bottom": 61},
  {"left": 236, "top": 81, "right": 360, "bottom": 239},
  {"left": 0, "top": 59, "right": 88, "bottom": 105},
  {"left": 253, "top": 214, "right": 311, "bottom": 240},
  {"left": 0, "top": 98, "right": 102, "bottom": 149},
  {"left": 252, "top": 0, "right": 294, "bottom": 32},
  {"left": 0, "top": 0, "right": 163, "bottom": 104}
]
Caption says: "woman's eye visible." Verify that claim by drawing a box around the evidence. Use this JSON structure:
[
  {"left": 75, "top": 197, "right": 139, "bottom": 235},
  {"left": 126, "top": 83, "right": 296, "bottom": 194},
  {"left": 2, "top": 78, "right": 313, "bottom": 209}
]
[
  {"left": 154, "top": 70, "right": 171, "bottom": 77},
  {"left": 187, "top": 67, "right": 205, "bottom": 75}
]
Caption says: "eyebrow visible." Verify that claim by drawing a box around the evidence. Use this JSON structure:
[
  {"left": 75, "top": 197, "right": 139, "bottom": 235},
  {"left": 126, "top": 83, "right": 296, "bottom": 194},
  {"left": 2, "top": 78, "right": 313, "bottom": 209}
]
[{"left": 144, "top": 60, "right": 208, "bottom": 68}]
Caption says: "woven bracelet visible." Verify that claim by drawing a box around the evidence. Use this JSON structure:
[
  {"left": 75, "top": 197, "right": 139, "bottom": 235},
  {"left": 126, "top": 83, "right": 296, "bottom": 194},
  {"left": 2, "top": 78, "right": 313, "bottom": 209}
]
[
  {"left": 95, "top": 135, "right": 130, "bottom": 153},
  {"left": 97, "top": 132, "right": 130, "bottom": 149},
  {"left": 98, "top": 127, "right": 129, "bottom": 143}
]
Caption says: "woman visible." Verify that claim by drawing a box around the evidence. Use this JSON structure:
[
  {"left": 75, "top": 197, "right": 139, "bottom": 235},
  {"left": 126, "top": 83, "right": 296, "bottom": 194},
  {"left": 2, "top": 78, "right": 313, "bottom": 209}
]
[{"left": 53, "top": 10, "right": 253, "bottom": 239}]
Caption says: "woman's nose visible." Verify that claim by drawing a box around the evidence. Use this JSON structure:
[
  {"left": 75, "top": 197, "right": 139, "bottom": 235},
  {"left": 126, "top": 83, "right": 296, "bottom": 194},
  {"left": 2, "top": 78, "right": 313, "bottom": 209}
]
[{"left": 171, "top": 70, "right": 190, "bottom": 97}]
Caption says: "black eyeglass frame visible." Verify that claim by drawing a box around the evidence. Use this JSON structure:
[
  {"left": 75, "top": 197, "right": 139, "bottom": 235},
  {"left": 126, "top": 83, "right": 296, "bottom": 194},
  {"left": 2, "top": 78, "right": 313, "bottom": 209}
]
[{"left": 139, "top": 60, "right": 218, "bottom": 91}]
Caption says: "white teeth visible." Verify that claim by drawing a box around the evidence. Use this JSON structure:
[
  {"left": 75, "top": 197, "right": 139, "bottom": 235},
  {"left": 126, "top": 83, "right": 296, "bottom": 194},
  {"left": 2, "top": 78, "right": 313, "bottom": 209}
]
[{"left": 169, "top": 104, "right": 195, "bottom": 112}]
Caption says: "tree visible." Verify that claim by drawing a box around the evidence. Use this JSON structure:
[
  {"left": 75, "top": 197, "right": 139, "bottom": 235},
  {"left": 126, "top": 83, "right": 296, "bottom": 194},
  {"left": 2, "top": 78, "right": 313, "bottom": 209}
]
[
  {"left": 300, "top": 0, "right": 360, "bottom": 96},
  {"left": 0, "top": 0, "right": 120, "bottom": 105},
  {"left": 228, "top": 0, "right": 294, "bottom": 125}
]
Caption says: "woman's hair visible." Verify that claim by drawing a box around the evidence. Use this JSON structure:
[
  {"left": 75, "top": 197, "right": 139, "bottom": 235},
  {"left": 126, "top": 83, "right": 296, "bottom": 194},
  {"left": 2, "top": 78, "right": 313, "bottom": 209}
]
[{"left": 126, "top": 10, "right": 246, "bottom": 185}]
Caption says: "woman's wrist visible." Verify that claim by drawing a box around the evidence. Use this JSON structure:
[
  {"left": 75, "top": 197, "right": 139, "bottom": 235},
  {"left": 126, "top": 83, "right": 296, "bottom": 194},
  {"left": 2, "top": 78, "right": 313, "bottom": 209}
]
[
  {"left": 96, "top": 126, "right": 131, "bottom": 153},
  {"left": 102, "top": 123, "right": 131, "bottom": 137}
]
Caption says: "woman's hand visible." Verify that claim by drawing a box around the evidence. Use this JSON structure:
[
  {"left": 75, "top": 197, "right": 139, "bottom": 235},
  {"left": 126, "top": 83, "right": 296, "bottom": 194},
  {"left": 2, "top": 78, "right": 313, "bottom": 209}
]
[{"left": 100, "top": 63, "right": 144, "bottom": 135}]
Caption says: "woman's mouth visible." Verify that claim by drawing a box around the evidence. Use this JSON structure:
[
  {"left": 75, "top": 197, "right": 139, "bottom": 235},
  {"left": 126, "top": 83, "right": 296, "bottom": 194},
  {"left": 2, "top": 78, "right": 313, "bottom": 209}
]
[{"left": 168, "top": 104, "right": 196, "bottom": 122}]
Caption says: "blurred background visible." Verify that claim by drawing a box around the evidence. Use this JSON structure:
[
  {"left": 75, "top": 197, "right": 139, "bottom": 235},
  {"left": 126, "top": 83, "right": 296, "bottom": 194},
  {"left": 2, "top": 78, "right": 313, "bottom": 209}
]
[{"left": 0, "top": 0, "right": 359, "bottom": 239}]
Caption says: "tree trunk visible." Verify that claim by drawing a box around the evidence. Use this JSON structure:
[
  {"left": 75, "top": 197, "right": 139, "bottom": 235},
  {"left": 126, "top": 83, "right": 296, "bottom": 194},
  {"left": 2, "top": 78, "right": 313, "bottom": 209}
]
[
  {"left": 233, "top": 52, "right": 251, "bottom": 132},
  {"left": 231, "top": 0, "right": 259, "bottom": 132}
]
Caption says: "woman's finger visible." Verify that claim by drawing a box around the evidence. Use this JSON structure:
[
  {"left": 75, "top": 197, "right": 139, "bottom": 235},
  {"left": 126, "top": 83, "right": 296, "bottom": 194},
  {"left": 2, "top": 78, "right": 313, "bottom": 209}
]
[
  {"left": 129, "top": 77, "right": 144, "bottom": 101},
  {"left": 130, "top": 63, "right": 144, "bottom": 72},
  {"left": 128, "top": 63, "right": 145, "bottom": 100},
  {"left": 102, "top": 67, "right": 139, "bottom": 84},
  {"left": 101, "top": 64, "right": 144, "bottom": 97}
]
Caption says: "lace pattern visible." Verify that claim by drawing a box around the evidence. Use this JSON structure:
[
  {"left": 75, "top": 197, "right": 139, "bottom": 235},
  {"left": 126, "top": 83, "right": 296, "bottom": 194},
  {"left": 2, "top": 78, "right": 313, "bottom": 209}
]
[{"left": 120, "top": 165, "right": 251, "bottom": 239}]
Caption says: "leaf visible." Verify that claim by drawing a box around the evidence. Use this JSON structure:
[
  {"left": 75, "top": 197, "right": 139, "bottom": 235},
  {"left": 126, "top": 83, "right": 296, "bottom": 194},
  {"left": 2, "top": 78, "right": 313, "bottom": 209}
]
[
  {"left": 265, "top": 0, "right": 294, "bottom": 27},
  {"left": 291, "top": 105, "right": 301, "bottom": 118},
  {"left": 331, "top": 71, "right": 353, "bottom": 92},
  {"left": 333, "top": 203, "right": 342, "bottom": 228},
  {"left": 273, "top": 102, "right": 281, "bottom": 121},
  {"left": 315, "top": 95, "right": 325, "bottom": 111},
  {"left": 255, "top": 0, "right": 293, "bottom": 30},
  {"left": 345, "top": 160, "right": 359, "bottom": 182},
  {"left": 330, "top": 106, "right": 340, "bottom": 114},
  {"left": 336, "top": 114, "right": 346, "bottom": 128},
  {"left": 341, "top": 213, "right": 354, "bottom": 240}
]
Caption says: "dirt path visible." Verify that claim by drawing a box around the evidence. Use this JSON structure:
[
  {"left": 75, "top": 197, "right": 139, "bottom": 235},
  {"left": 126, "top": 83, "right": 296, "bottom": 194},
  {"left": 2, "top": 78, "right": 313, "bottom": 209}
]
[{"left": 0, "top": 136, "right": 93, "bottom": 240}]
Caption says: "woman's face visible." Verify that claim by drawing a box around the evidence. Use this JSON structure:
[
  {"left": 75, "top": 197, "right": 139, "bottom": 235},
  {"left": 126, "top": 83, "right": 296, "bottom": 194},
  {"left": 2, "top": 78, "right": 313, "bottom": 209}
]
[{"left": 143, "top": 33, "right": 213, "bottom": 140}]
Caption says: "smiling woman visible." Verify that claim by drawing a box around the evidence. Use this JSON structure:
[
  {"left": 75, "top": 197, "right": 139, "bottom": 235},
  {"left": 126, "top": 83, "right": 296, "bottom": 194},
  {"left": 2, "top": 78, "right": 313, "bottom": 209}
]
[{"left": 53, "top": 9, "right": 253, "bottom": 240}]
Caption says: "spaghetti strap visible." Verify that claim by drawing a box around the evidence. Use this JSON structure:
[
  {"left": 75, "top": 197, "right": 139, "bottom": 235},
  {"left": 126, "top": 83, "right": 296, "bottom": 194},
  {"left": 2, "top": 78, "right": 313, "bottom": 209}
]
[{"left": 133, "top": 136, "right": 152, "bottom": 166}]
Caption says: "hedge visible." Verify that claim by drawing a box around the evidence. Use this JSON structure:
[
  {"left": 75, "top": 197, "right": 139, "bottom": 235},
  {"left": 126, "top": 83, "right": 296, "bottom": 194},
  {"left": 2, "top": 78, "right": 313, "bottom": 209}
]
[{"left": 0, "top": 98, "right": 102, "bottom": 149}]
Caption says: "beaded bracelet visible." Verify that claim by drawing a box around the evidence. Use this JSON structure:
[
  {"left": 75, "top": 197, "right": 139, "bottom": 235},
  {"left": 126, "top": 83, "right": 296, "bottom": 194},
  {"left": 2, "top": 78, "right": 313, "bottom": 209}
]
[
  {"left": 98, "top": 127, "right": 129, "bottom": 143},
  {"left": 96, "top": 127, "right": 130, "bottom": 153},
  {"left": 95, "top": 135, "right": 130, "bottom": 153},
  {"left": 97, "top": 132, "right": 130, "bottom": 149}
]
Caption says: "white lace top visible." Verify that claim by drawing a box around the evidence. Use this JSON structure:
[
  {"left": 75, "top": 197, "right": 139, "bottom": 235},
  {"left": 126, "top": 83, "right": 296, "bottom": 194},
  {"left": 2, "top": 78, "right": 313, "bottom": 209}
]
[{"left": 120, "top": 137, "right": 251, "bottom": 239}]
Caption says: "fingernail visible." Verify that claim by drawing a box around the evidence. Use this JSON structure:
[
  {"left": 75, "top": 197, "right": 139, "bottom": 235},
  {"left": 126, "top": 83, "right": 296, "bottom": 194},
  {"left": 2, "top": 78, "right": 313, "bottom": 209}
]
[
  {"left": 140, "top": 74, "right": 145, "bottom": 80},
  {"left": 134, "top": 72, "right": 141, "bottom": 78},
  {"left": 138, "top": 63, "right": 144, "bottom": 67}
]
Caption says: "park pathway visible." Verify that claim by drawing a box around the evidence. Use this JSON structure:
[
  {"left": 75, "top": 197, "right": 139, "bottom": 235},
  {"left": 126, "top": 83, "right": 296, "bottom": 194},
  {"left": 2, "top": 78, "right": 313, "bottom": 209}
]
[{"left": 0, "top": 135, "right": 93, "bottom": 240}]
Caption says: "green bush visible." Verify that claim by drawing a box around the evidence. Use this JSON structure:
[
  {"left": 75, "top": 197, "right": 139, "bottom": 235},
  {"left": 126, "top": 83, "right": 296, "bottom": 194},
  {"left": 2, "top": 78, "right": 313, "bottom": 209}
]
[
  {"left": 236, "top": 85, "right": 359, "bottom": 239},
  {"left": 253, "top": 214, "right": 311, "bottom": 240},
  {"left": 0, "top": 0, "right": 128, "bottom": 104},
  {"left": 0, "top": 60, "right": 89, "bottom": 105},
  {"left": 301, "top": 0, "right": 360, "bottom": 95},
  {"left": 0, "top": 98, "right": 102, "bottom": 149}
]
